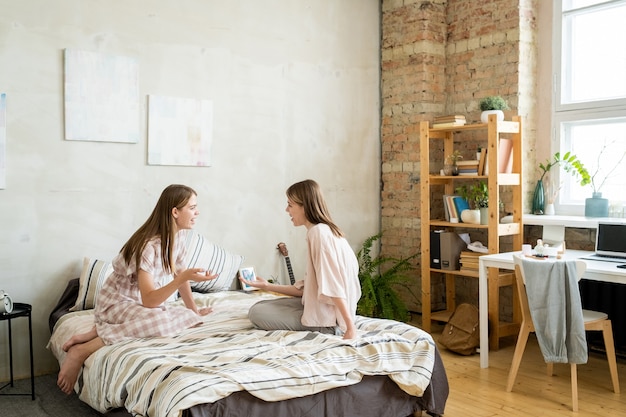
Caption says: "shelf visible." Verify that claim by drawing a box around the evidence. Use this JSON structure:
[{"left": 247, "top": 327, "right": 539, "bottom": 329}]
[
  {"left": 420, "top": 114, "right": 523, "bottom": 350},
  {"left": 431, "top": 310, "right": 454, "bottom": 323},
  {"left": 428, "top": 220, "right": 521, "bottom": 236},
  {"left": 427, "top": 119, "right": 520, "bottom": 134},
  {"left": 429, "top": 268, "right": 513, "bottom": 282},
  {"left": 429, "top": 173, "right": 519, "bottom": 185}
]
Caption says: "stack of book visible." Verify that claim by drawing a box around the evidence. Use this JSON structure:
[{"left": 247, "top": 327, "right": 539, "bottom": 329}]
[
  {"left": 459, "top": 250, "right": 483, "bottom": 273},
  {"left": 443, "top": 195, "right": 469, "bottom": 222},
  {"left": 432, "top": 115, "right": 466, "bottom": 128},
  {"left": 456, "top": 160, "right": 479, "bottom": 175}
]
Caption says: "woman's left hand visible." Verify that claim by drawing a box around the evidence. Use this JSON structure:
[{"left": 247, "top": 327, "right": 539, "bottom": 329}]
[
  {"left": 342, "top": 325, "right": 357, "bottom": 340},
  {"left": 197, "top": 307, "right": 213, "bottom": 316}
]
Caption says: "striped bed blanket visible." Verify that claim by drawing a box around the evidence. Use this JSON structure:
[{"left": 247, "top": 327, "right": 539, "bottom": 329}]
[{"left": 48, "top": 291, "right": 436, "bottom": 417}]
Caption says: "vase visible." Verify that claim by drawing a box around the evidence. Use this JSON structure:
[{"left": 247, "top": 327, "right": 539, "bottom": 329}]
[
  {"left": 531, "top": 180, "right": 545, "bottom": 215},
  {"left": 461, "top": 209, "right": 481, "bottom": 224},
  {"left": 480, "top": 110, "right": 504, "bottom": 123},
  {"left": 585, "top": 192, "right": 609, "bottom": 217},
  {"left": 443, "top": 164, "right": 458, "bottom": 176},
  {"left": 544, "top": 203, "right": 555, "bottom": 215},
  {"left": 480, "top": 207, "right": 489, "bottom": 225}
]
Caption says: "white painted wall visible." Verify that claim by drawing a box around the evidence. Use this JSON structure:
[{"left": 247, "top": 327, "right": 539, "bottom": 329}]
[{"left": 0, "top": 0, "right": 381, "bottom": 377}]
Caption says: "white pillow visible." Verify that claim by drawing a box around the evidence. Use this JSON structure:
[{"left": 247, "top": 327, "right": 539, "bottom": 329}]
[
  {"left": 70, "top": 257, "right": 113, "bottom": 311},
  {"left": 183, "top": 231, "right": 244, "bottom": 292}
]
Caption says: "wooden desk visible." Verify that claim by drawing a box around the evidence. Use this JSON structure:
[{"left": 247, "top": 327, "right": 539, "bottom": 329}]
[{"left": 478, "top": 250, "right": 626, "bottom": 368}]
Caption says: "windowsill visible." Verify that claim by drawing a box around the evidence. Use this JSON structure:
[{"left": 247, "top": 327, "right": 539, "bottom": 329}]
[{"left": 523, "top": 214, "right": 623, "bottom": 229}]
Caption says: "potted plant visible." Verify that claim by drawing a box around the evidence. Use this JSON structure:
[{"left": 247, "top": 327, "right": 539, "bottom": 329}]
[
  {"left": 583, "top": 140, "right": 626, "bottom": 217},
  {"left": 356, "top": 233, "right": 418, "bottom": 322},
  {"left": 479, "top": 96, "right": 509, "bottom": 123},
  {"left": 533, "top": 151, "right": 590, "bottom": 215},
  {"left": 444, "top": 150, "right": 463, "bottom": 176},
  {"left": 455, "top": 181, "right": 489, "bottom": 224}
]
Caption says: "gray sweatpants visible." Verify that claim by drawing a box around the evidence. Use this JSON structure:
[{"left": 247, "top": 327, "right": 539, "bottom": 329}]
[{"left": 248, "top": 297, "right": 337, "bottom": 335}]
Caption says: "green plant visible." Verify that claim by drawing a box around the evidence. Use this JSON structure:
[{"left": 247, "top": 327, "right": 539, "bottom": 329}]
[
  {"left": 538, "top": 151, "right": 590, "bottom": 186},
  {"left": 455, "top": 181, "right": 488, "bottom": 209},
  {"left": 446, "top": 150, "right": 463, "bottom": 165},
  {"left": 356, "top": 233, "right": 418, "bottom": 322},
  {"left": 587, "top": 140, "right": 626, "bottom": 194},
  {"left": 479, "top": 96, "right": 509, "bottom": 111}
]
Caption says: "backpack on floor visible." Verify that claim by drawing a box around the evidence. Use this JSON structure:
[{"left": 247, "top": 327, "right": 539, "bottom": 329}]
[{"left": 439, "top": 303, "right": 479, "bottom": 355}]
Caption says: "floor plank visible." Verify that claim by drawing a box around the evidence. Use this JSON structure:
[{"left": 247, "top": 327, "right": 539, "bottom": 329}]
[{"left": 429, "top": 321, "right": 625, "bottom": 416}]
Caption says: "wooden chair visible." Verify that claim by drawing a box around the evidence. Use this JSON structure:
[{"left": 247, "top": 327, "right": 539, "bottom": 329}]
[{"left": 505, "top": 254, "right": 620, "bottom": 411}]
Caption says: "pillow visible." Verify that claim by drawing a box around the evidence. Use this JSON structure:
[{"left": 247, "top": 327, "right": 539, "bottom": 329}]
[
  {"left": 183, "top": 230, "right": 244, "bottom": 292},
  {"left": 70, "top": 257, "right": 114, "bottom": 311}
]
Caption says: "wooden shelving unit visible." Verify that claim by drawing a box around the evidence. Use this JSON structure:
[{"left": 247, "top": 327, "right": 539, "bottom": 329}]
[{"left": 419, "top": 114, "right": 523, "bottom": 350}]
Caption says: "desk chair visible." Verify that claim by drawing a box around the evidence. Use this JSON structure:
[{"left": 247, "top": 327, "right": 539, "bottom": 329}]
[{"left": 506, "top": 254, "right": 620, "bottom": 411}]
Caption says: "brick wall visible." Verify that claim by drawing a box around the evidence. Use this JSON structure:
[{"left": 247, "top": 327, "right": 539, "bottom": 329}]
[{"left": 380, "top": 0, "right": 538, "bottom": 314}]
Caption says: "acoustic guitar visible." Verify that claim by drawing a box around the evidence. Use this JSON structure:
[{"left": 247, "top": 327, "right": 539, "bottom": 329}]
[{"left": 277, "top": 242, "right": 296, "bottom": 285}]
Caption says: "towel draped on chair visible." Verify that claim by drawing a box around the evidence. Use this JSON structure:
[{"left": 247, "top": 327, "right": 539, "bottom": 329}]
[{"left": 522, "top": 258, "right": 588, "bottom": 364}]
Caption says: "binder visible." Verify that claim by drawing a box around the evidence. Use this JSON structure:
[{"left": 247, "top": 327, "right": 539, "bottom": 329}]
[
  {"left": 440, "top": 232, "right": 468, "bottom": 270},
  {"left": 430, "top": 230, "right": 443, "bottom": 269}
]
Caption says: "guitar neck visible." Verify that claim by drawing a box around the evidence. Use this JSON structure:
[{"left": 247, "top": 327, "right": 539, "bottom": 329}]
[
  {"left": 277, "top": 242, "right": 296, "bottom": 285},
  {"left": 284, "top": 256, "right": 295, "bottom": 285}
]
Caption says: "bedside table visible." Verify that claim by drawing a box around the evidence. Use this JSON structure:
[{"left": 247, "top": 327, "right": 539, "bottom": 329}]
[{"left": 0, "top": 303, "right": 35, "bottom": 400}]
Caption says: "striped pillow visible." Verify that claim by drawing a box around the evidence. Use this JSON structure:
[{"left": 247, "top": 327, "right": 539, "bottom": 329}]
[
  {"left": 70, "top": 257, "right": 113, "bottom": 311},
  {"left": 183, "top": 231, "right": 244, "bottom": 293}
]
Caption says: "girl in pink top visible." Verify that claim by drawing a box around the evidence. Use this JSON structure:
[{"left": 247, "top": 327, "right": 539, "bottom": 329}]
[
  {"left": 241, "top": 179, "right": 361, "bottom": 339},
  {"left": 57, "top": 184, "right": 218, "bottom": 394}
]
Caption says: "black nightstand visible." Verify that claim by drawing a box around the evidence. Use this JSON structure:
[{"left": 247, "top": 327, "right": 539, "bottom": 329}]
[{"left": 0, "top": 303, "right": 35, "bottom": 400}]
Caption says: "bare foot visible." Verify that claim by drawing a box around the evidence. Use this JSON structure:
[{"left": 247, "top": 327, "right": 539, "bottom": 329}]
[
  {"left": 62, "top": 327, "right": 97, "bottom": 352},
  {"left": 57, "top": 336, "right": 104, "bottom": 394},
  {"left": 57, "top": 346, "right": 84, "bottom": 394}
]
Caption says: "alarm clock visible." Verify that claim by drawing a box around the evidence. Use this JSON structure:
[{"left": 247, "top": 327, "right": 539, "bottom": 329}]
[{"left": 0, "top": 290, "right": 13, "bottom": 314}]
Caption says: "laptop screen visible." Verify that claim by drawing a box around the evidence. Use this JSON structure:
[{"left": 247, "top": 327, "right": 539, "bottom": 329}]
[{"left": 596, "top": 222, "right": 626, "bottom": 258}]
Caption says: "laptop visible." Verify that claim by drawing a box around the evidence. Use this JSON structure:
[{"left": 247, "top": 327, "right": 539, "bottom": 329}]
[{"left": 581, "top": 221, "right": 626, "bottom": 263}]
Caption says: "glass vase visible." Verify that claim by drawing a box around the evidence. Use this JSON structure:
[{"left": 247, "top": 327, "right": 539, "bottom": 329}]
[
  {"left": 584, "top": 192, "right": 609, "bottom": 217},
  {"left": 531, "top": 180, "right": 545, "bottom": 215}
]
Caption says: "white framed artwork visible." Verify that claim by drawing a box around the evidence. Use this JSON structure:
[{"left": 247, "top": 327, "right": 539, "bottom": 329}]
[
  {"left": 0, "top": 92, "right": 6, "bottom": 189},
  {"left": 64, "top": 49, "right": 139, "bottom": 143},
  {"left": 147, "top": 95, "right": 213, "bottom": 167}
]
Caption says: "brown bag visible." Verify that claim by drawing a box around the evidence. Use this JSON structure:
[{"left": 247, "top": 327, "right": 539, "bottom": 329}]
[{"left": 439, "top": 303, "right": 479, "bottom": 355}]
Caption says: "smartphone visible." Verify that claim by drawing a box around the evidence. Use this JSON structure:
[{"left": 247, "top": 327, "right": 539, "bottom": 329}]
[{"left": 239, "top": 267, "right": 260, "bottom": 291}]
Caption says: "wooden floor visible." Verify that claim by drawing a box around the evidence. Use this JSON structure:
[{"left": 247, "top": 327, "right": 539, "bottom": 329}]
[{"left": 424, "top": 322, "right": 625, "bottom": 416}]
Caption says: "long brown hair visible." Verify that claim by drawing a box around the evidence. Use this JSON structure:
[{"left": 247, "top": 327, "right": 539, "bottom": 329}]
[
  {"left": 120, "top": 184, "right": 197, "bottom": 275},
  {"left": 286, "top": 179, "right": 343, "bottom": 237}
]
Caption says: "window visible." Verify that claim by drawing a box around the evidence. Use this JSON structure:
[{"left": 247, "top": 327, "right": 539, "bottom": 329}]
[{"left": 553, "top": 0, "right": 626, "bottom": 215}]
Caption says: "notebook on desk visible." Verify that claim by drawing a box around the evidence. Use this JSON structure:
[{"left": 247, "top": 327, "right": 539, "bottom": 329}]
[{"left": 581, "top": 221, "right": 626, "bottom": 263}]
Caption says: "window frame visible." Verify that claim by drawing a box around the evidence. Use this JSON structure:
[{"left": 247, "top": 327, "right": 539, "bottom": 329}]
[{"left": 551, "top": 0, "right": 626, "bottom": 215}]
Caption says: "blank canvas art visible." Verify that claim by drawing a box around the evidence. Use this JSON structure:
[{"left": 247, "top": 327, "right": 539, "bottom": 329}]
[
  {"left": 148, "top": 95, "right": 213, "bottom": 166},
  {"left": 64, "top": 49, "right": 140, "bottom": 143},
  {"left": 0, "top": 92, "right": 6, "bottom": 189}
]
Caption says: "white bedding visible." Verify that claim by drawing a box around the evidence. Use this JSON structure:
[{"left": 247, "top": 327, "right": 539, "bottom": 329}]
[{"left": 48, "top": 291, "right": 436, "bottom": 417}]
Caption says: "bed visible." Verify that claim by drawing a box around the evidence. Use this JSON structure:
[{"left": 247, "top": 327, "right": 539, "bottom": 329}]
[{"left": 47, "top": 239, "right": 448, "bottom": 417}]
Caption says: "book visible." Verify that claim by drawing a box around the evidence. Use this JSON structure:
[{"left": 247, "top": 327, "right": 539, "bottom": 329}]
[
  {"left": 456, "top": 160, "right": 479, "bottom": 175},
  {"left": 444, "top": 195, "right": 460, "bottom": 220},
  {"left": 498, "top": 138, "right": 514, "bottom": 173},
  {"left": 456, "top": 160, "right": 479, "bottom": 166},
  {"left": 477, "top": 148, "right": 487, "bottom": 175},
  {"left": 432, "top": 120, "right": 467, "bottom": 128},
  {"left": 433, "top": 115, "right": 466, "bottom": 123},
  {"left": 453, "top": 197, "right": 470, "bottom": 220}
]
